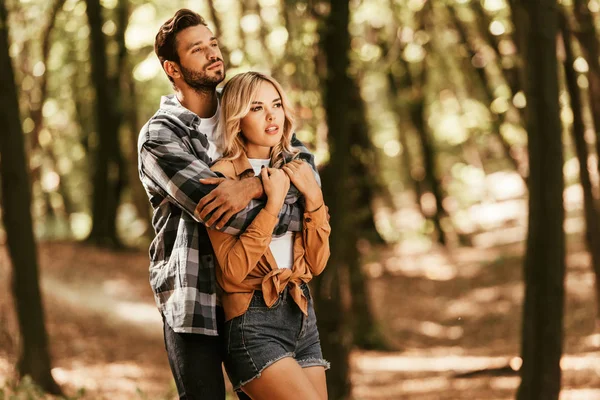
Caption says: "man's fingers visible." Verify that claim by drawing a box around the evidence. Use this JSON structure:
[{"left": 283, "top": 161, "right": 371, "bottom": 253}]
[
  {"left": 200, "top": 177, "right": 226, "bottom": 185},
  {"left": 198, "top": 195, "right": 223, "bottom": 221},
  {"left": 215, "top": 209, "right": 237, "bottom": 230},
  {"left": 204, "top": 204, "right": 229, "bottom": 227},
  {"left": 197, "top": 191, "right": 217, "bottom": 210}
]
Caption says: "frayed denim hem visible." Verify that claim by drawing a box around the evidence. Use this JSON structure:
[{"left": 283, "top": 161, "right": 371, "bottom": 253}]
[
  {"left": 233, "top": 352, "right": 295, "bottom": 392},
  {"left": 298, "top": 357, "right": 331, "bottom": 371}
]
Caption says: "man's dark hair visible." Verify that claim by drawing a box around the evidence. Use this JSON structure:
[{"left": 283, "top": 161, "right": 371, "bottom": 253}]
[{"left": 155, "top": 9, "right": 207, "bottom": 82}]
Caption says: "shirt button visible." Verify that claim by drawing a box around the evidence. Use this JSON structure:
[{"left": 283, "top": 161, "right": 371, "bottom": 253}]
[{"left": 306, "top": 218, "right": 312, "bottom": 223}]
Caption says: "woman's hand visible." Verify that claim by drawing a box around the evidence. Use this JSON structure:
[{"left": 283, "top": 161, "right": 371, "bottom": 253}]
[
  {"left": 262, "top": 167, "right": 290, "bottom": 215},
  {"left": 282, "top": 159, "right": 323, "bottom": 211}
]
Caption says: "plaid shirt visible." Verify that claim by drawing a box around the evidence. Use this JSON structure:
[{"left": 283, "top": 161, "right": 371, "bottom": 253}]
[{"left": 138, "top": 94, "right": 319, "bottom": 335}]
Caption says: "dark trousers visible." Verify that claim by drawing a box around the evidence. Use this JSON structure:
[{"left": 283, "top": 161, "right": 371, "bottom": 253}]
[{"left": 163, "top": 310, "right": 251, "bottom": 400}]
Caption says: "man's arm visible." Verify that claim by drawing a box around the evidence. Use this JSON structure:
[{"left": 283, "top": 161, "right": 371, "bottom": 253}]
[
  {"left": 199, "top": 134, "right": 321, "bottom": 234},
  {"left": 139, "top": 119, "right": 308, "bottom": 234}
]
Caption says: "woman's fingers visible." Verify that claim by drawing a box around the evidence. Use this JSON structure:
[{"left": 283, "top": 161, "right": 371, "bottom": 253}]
[{"left": 261, "top": 167, "right": 270, "bottom": 181}]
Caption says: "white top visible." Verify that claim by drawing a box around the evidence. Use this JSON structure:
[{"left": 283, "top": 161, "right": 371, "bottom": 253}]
[
  {"left": 248, "top": 158, "right": 294, "bottom": 269},
  {"left": 177, "top": 95, "right": 222, "bottom": 161}
]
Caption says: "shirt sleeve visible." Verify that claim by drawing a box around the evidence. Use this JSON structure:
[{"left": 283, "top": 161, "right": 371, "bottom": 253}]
[
  {"left": 283, "top": 134, "right": 322, "bottom": 205},
  {"left": 207, "top": 209, "right": 279, "bottom": 284},
  {"left": 301, "top": 205, "right": 331, "bottom": 276}
]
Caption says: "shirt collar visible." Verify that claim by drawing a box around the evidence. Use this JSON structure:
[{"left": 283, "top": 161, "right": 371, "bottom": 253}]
[
  {"left": 232, "top": 152, "right": 256, "bottom": 178},
  {"left": 158, "top": 94, "right": 198, "bottom": 127}
]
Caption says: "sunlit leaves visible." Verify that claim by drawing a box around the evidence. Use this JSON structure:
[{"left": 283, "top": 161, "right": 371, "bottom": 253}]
[
  {"left": 483, "top": 0, "right": 507, "bottom": 12},
  {"left": 241, "top": 14, "right": 261, "bottom": 33},
  {"left": 133, "top": 52, "right": 160, "bottom": 82},
  {"left": 126, "top": 4, "right": 157, "bottom": 50}
]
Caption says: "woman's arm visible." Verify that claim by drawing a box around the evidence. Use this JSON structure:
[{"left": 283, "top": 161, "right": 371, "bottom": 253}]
[
  {"left": 208, "top": 209, "right": 278, "bottom": 285},
  {"left": 301, "top": 205, "right": 331, "bottom": 276},
  {"left": 208, "top": 167, "right": 290, "bottom": 285}
]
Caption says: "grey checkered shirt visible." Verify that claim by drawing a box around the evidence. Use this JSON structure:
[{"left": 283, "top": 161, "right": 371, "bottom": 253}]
[{"left": 138, "top": 94, "right": 318, "bottom": 335}]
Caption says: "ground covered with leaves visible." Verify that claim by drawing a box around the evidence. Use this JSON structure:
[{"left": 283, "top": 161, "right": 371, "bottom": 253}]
[{"left": 0, "top": 240, "right": 599, "bottom": 399}]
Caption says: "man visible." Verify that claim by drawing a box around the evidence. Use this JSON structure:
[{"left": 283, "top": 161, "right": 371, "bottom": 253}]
[{"left": 137, "top": 9, "right": 319, "bottom": 399}]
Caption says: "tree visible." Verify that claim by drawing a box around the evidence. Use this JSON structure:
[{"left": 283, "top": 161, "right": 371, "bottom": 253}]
[
  {"left": 84, "top": 0, "right": 124, "bottom": 247},
  {"left": 569, "top": 0, "right": 600, "bottom": 319},
  {"left": 312, "top": 0, "right": 353, "bottom": 397},
  {"left": 0, "top": 0, "right": 61, "bottom": 393},
  {"left": 515, "top": 1, "right": 566, "bottom": 399}
]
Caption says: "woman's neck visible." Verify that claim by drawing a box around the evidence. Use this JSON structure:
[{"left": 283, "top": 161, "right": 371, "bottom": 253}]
[{"left": 245, "top": 145, "right": 271, "bottom": 160}]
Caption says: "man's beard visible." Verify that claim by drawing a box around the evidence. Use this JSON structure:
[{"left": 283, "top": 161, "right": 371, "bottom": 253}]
[{"left": 180, "top": 61, "right": 225, "bottom": 92}]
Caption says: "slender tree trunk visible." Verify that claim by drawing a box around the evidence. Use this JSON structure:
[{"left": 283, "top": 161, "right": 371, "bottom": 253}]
[
  {"left": 449, "top": 4, "right": 526, "bottom": 181},
  {"left": 85, "top": 0, "right": 122, "bottom": 247},
  {"left": 313, "top": 0, "right": 353, "bottom": 397},
  {"left": 561, "top": 12, "right": 600, "bottom": 318},
  {"left": 345, "top": 78, "right": 388, "bottom": 349},
  {"left": 0, "top": 2, "right": 61, "bottom": 394},
  {"left": 410, "top": 88, "right": 447, "bottom": 246},
  {"left": 572, "top": 0, "right": 600, "bottom": 184},
  {"left": 516, "top": 1, "right": 565, "bottom": 399},
  {"left": 116, "top": 0, "right": 151, "bottom": 235},
  {"left": 391, "top": 4, "right": 448, "bottom": 246},
  {"left": 28, "top": 0, "right": 73, "bottom": 221},
  {"left": 383, "top": 33, "right": 426, "bottom": 212},
  {"left": 471, "top": 0, "right": 522, "bottom": 103},
  {"left": 348, "top": 79, "right": 385, "bottom": 244}
]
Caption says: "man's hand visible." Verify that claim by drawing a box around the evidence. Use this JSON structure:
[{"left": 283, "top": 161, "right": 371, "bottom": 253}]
[{"left": 198, "top": 177, "right": 262, "bottom": 229}]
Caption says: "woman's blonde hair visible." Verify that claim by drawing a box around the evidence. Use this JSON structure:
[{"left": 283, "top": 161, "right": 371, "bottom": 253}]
[{"left": 218, "top": 72, "right": 299, "bottom": 168}]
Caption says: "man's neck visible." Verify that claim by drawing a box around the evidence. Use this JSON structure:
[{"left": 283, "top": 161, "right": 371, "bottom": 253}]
[{"left": 176, "top": 87, "right": 218, "bottom": 119}]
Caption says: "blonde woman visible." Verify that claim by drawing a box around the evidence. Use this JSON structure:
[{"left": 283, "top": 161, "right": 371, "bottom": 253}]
[{"left": 207, "top": 72, "right": 330, "bottom": 400}]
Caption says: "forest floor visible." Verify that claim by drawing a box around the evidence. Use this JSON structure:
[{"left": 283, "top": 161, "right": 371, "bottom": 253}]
[{"left": 0, "top": 236, "right": 599, "bottom": 400}]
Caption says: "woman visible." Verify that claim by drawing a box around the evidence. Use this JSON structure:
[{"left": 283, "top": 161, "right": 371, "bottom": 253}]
[{"left": 207, "top": 71, "right": 330, "bottom": 400}]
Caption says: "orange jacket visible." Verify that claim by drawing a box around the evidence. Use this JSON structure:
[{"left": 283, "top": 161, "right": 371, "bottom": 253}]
[{"left": 208, "top": 155, "right": 331, "bottom": 322}]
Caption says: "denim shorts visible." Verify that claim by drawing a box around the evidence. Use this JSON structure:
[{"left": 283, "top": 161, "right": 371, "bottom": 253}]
[{"left": 223, "top": 283, "right": 330, "bottom": 391}]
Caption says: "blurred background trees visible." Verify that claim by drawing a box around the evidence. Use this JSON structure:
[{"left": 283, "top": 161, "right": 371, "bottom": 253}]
[{"left": 3, "top": 0, "right": 600, "bottom": 398}]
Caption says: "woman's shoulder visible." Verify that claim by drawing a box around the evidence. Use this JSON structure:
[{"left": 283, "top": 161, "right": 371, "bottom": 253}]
[{"left": 211, "top": 159, "right": 237, "bottom": 178}]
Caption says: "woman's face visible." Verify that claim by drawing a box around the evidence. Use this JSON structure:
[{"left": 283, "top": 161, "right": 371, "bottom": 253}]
[{"left": 239, "top": 81, "right": 285, "bottom": 159}]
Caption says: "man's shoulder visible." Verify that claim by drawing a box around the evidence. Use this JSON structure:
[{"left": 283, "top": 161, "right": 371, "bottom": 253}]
[{"left": 138, "top": 107, "right": 190, "bottom": 146}]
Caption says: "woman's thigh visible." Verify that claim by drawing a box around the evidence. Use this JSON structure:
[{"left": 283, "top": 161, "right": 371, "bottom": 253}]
[
  {"left": 303, "top": 366, "right": 327, "bottom": 400},
  {"left": 242, "top": 357, "right": 322, "bottom": 400}
]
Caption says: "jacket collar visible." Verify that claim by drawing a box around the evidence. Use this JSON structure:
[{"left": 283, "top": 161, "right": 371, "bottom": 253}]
[{"left": 232, "top": 152, "right": 257, "bottom": 178}]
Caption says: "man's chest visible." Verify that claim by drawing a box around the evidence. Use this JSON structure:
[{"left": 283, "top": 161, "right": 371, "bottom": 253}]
[{"left": 181, "top": 126, "right": 222, "bottom": 164}]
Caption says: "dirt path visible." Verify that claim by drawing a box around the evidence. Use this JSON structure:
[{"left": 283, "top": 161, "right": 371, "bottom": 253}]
[{"left": 1, "top": 241, "right": 599, "bottom": 399}]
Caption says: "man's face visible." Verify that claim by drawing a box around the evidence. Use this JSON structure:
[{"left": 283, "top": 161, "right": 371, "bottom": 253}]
[{"left": 174, "top": 25, "right": 225, "bottom": 90}]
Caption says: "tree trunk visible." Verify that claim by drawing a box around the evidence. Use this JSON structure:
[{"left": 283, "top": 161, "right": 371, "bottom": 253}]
[
  {"left": 85, "top": 0, "right": 122, "bottom": 247},
  {"left": 383, "top": 33, "right": 426, "bottom": 213},
  {"left": 343, "top": 77, "right": 389, "bottom": 349},
  {"left": 348, "top": 79, "right": 386, "bottom": 245},
  {"left": 572, "top": 0, "right": 600, "bottom": 186},
  {"left": 391, "top": 4, "right": 449, "bottom": 246},
  {"left": 313, "top": 0, "right": 353, "bottom": 398},
  {"left": 448, "top": 4, "right": 527, "bottom": 181},
  {"left": 410, "top": 82, "right": 448, "bottom": 246},
  {"left": 561, "top": 12, "right": 600, "bottom": 318},
  {"left": 515, "top": 1, "right": 565, "bottom": 399},
  {"left": 0, "top": 2, "right": 61, "bottom": 394},
  {"left": 28, "top": 0, "right": 74, "bottom": 222},
  {"left": 117, "top": 0, "right": 151, "bottom": 236},
  {"left": 471, "top": 0, "right": 522, "bottom": 104}
]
